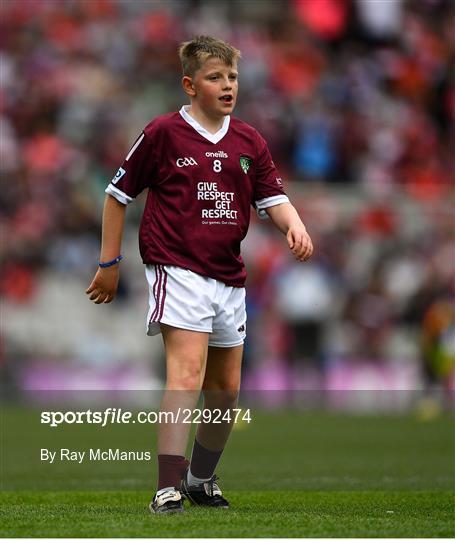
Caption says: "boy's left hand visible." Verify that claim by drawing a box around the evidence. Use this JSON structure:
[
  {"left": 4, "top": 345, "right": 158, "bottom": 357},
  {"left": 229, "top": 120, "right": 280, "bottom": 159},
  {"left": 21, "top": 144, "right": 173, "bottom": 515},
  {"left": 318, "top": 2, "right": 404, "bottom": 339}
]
[{"left": 287, "top": 226, "right": 313, "bottom": 261}]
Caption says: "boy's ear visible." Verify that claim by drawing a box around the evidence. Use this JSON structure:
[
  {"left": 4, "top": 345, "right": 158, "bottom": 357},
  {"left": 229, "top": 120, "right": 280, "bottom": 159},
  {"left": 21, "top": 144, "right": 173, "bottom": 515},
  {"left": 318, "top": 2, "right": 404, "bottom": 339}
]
[{"left": 182, "top": 76, "right": 196, "bottom": 97}]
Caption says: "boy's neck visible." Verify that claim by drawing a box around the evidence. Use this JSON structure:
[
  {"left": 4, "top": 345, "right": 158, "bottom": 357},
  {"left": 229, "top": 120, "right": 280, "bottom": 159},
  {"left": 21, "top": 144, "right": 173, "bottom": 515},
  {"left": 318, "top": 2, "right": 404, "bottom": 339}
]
[{"left": 186, "top": 105, "right": 227, "bottom": 134}]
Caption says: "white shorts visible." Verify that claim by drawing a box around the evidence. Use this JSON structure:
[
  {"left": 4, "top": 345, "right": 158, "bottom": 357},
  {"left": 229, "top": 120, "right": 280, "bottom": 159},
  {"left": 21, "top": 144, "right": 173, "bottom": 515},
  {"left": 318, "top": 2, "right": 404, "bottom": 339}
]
[{"left": 145, "top": 265, "right": 246, "bottom": 348}]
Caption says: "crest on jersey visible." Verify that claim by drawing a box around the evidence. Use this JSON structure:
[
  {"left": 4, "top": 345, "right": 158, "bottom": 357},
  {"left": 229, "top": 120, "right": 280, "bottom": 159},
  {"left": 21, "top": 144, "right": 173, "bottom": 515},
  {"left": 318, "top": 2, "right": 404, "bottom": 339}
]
[{"left": 239, "top": 155, "right": 252, "bottom": 174}]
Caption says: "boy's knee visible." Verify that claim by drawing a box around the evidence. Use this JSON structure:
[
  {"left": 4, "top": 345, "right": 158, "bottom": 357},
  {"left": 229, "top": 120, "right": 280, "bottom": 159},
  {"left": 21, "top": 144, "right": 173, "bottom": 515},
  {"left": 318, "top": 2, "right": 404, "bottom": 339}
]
[
  {"left": 168, "top": 364, "right": 204, "bottom": 390},
  {"left": 222, "top": 389, "right": 240, "bottom": 408},
  {"left": 203, "top": 375, "right": 241, "bottom": 395},
  {"left": 204, "top": 388, "right": 239, "bottom": 409}
]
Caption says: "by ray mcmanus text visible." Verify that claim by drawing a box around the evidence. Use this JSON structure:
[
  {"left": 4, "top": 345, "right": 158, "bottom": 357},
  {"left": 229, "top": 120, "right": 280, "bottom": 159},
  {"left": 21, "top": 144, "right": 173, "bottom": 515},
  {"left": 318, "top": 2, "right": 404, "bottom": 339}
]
[{"left": 40, "top": 448, "right": 152, "bottom": 464}]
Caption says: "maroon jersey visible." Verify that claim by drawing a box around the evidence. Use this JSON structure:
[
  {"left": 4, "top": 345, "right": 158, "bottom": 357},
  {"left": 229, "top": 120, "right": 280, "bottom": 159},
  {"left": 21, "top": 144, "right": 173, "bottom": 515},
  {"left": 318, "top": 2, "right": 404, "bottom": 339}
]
[{"left": 106, "top": 106, "right": 289, "bottom": 287}]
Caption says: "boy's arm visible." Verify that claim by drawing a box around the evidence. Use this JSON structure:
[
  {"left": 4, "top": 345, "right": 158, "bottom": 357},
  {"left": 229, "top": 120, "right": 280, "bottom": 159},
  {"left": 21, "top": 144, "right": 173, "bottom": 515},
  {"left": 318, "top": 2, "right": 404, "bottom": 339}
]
[
  {"left": 86, "top": 194, "right": 127, "bottom": 304},
  {"left": 266, "top": 202, "right": 313, "bottom": 262}
]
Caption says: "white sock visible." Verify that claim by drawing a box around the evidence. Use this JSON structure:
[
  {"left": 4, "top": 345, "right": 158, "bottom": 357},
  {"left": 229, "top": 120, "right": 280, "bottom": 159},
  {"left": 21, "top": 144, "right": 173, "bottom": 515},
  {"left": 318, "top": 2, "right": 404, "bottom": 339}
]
[
  {"left": 187, "top": 468, "right": 211, "bottom": 487},
  {"left": 156, "top": 486, "right": 176, "bottom": 495}
]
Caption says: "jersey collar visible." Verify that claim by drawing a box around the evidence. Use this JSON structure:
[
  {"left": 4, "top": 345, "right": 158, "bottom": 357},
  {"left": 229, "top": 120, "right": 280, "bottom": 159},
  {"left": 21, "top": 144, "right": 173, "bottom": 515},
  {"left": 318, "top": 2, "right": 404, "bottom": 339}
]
[{"left": 179, "top": 105, "right": 230, "bottom": 144}]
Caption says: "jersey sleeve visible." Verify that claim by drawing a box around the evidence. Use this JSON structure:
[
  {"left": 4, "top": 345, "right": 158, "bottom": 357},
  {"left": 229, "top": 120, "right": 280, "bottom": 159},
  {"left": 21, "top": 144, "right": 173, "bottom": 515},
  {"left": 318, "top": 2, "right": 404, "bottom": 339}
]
[
  {"left": 105, "top": 130, "right": 156, "bottom": 205},
  {"left": 253, "top": 133, "right": 290, "bottom": 219}
]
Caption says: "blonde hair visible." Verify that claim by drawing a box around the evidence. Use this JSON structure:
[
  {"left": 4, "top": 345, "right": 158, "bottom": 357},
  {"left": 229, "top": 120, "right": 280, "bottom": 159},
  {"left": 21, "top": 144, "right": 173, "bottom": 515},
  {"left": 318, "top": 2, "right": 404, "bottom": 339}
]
[{"left": 179, "top": 35, "right": 241, "bottom": 77}]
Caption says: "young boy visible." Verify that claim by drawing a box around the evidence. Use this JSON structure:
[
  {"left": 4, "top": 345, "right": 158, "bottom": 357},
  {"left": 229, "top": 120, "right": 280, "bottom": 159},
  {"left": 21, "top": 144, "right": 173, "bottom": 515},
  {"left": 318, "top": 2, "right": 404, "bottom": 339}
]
[{"left": 86, "top": 36, "right": 313, "bottom": 514}]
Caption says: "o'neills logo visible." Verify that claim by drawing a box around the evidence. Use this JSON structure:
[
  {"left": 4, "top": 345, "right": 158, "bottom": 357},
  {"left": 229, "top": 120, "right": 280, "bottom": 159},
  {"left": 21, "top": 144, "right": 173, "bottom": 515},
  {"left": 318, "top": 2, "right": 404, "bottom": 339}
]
[{"left": 205, "top": 151, "right": 228, "bottom": 158}]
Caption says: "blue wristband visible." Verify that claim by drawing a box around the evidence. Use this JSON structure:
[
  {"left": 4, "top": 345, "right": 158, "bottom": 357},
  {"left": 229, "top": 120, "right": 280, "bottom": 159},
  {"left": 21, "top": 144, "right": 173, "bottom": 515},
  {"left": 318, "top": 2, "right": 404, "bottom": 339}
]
[{"left": 99, "top": 255, "right": 123, "bottom": 268}]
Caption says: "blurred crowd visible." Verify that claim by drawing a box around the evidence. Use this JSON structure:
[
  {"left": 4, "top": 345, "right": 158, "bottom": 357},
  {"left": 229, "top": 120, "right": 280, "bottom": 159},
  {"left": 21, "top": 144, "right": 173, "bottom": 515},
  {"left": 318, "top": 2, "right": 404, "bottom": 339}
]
[{"left": 1, "top": 0, "right": 454, "bottom": 395}]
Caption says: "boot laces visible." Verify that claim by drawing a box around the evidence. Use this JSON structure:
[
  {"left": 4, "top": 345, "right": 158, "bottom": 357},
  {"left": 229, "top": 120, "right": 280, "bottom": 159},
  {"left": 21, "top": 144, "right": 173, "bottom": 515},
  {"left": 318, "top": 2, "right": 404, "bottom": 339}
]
[{"left": 204, "top": 475, "right": 222, "bottom": 497}]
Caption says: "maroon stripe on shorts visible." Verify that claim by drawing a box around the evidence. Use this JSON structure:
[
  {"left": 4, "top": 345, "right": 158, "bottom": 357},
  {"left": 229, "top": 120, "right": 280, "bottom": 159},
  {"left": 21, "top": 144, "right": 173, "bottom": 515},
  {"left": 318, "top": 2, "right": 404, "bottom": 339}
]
[
  {"left": 149, "top": 265, "right": 162, "bottom": 323},
  {"left": 157, "top": 267, "right": 168, "bottom": 321}
]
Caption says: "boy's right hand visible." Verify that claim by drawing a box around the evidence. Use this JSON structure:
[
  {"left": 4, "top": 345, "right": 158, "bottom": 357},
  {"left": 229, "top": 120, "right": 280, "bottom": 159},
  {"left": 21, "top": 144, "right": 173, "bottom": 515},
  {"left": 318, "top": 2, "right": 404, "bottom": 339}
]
[{"left": 86, "top": 266, "right": 120, "bottom": 304}]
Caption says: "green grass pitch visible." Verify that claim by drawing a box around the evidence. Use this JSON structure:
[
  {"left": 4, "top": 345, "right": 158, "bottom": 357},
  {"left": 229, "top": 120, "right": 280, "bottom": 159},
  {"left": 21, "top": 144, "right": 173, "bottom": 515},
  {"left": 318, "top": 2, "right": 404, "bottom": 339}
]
[{"left": 1, "top": 406, "right": 454, "bottom": 537}]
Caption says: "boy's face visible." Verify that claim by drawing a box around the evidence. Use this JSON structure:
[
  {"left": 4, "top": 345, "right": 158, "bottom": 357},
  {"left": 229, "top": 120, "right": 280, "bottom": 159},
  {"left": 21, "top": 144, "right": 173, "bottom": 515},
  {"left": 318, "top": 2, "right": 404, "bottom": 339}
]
[{"left": 186, "top": 57, "right": 238, "bottom": 118}]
